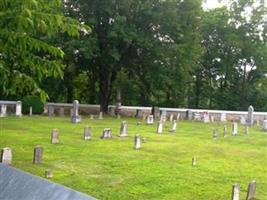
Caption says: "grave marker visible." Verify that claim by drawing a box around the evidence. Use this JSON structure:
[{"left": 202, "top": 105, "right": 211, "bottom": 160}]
[
  {"left": 100, "top": 128, "right": 112, "bottom": 139},
  {"left": 232, "top": 184, "right": 240, "bottom": 200},
  {"left": 71, "top": 100, "right": 81, "bottom": 123},
  {"left": 169, "top": 114, "right": 174, "bottom": 123},
  {"left": 262, "top": 120, "right": 267, "bottom": 131},
  {"left": 156, "top": 121, "right": 163, "bottom": 134},
  {"left": 213, "top": 128, "right": 218, "bottom": 140},
  {"left": 246, "top": 180, "right": 256, "bottom": 200},
  {"left": 33, "top": 146, "right": 43, "bottom": 164},
  {"left": 134, "top": 135, "right": 141, "bottom": 149},
  {"left": 84, "top": 126, "right": 92, "bottom": 140},
  {"left": 247, "top": 105, "right": 254, "bottom": 127},
  {"left": 59, "top": 107, "right": 64, "bottom": 117},
  {"left": 192, "top": 157, "right": 197, "bottom": 166},
  {"left": 99, "top": 112, "right": 103, "bottom": 119},
  {"left": 45, "top": 169, "right": 53, "bottom": 179},
  {"left": 169, "top": 120, "right": 177, "bottom": 133},
  {"left": 146, "top": 115, "right": 154, "bottom": 125},
  {"left": 29, "top": 106, "right": 33, "bottom": 116},
  {"left": 0, "top": 105, "right": 7, "bottom": 117},
  {"left": 232, "top": 123, "right": 238, "bottom": 136},
  {"left": 15, "top": 101, "right": 22, "bottom": 117},
  {"left": 119, "top": 121, "right": 128, "bottom": 137},
  {"left": 223, "top": 125, "right": 227, "bottom": 137},
  {"left": 51, "top": 129, "right": 59, "bottom": 144},
  {"left": 1, "top": 147, "right": 12, "bottom": 165}
]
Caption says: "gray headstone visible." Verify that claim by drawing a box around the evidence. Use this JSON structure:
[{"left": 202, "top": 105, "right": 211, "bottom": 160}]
[
  {"left": 33, "top": 146, "right": 43, "bottom": 164},
  {"left": 45, "top": 169, "right": 53, "bottom": 179},
  {"left": 1, "top": 147, "right": 12, "bottom": 165},
  {"left": 51, "top": 129, "right": 59, "bottom": 144},
  {"left": 152, "top": 106, "right": 160, "bottom": 120},
  {"left": 48, "top": 105, "right": 54, "bottom": 117},
  {"left": 0, "top": 105, "right": 7, "bottom": 117},
  {"left": 84, "top": 126, "right": 92, "bottom": 140},
  {"left": 135, "top": 109, "right": 143, "bottom": 118},
  {"left": 246, "top": 180, "right": 256, "bottom": 200},
  {"left": 119, "top": 121, "right": 128, "bottom": 137},
  {"left": 29, "top": 106, "right": 33, "bottom": 116},
  {"left": 232, "top": 123, "right": 238, "bottom": 136},
  {"left": 232, "top": 184, "right": 240, "bottom": 200},
  {"left": 59, "top": 107, "right": 65, "bottom": 117},
  {"left": 247, "top": 105, "right": 254, "bottom": 127},
  {"left": 146, "top": 115, "right": 154, "bottom": 125},
  {"left": 71, "top": 100, "right": 81, "bottom": 123},
  {"left": 100, "top": 128, "right": 112, "bottom": 139},
  {"left": 99, "top": 112, "right": 103, "bottom": 119},
  {"left": 219, "top": 113, "right": 227, "bottom": 122},
  {"left": 203, "top": 112, "right": 210, "bottom": 123},
  {"left": 169, "top": 120, "right": 177, "bottom": 133},
  {"left": 169, "top": 114, "right": 174, "bottom": 123},
  {"left": 156, "top": 121, "right": 163, "bottom": 134},
  {"left": 15, "top": 101, "right": 22, "bottom": 117},
  {"left": 134, "top": 134, "right": 141, "bottom": 150},
  {"left": 193, "top": 112, "right": 201, "bottom": 121},
  {"left": 192, "top": 157, "right": 197, "bottom": 166}
]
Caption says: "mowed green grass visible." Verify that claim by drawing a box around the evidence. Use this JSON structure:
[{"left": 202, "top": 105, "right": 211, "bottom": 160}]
[{"left": 0, "top": 116, "right": 267, "bottom": 200}]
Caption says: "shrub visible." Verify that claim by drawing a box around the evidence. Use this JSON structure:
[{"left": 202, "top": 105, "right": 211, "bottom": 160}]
[{"left": 22, "top": 96, "right": 44, "bottom": 114}]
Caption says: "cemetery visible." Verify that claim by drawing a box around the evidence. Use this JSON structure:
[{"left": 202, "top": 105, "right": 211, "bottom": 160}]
[{"left": 0, "top": 102, "right": 267, "bottom": 200}]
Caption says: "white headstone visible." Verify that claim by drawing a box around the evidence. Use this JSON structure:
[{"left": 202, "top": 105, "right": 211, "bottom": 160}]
[
  {"left": 246, "top": 180, "right": 256, "bottom": 200},
  {"left": 169, "top": 114, "right": 174, "bottom": 123},
  {"left": 156, "top": 121, "right": 163, "bottom": 134},
  {"left": 146, "top": 115, "right": 154, "bottom": 125},
  {"left": 232, "top": 184, "right": 240, "bottom": 200},
  {"left": 101, "top": 128, "right": 112, "bottom": 139},
  {"left": 71, "top": 100, "right": 81, "bottom": 123},
  {"left": 219, "top": 113, "right": 227, "bottom": 122},
  {"left": 0, "top": 105, "right": 7, "bottom": 117},
  {"left": 15, "top": 101, "right": 22, "bottom": 117},
  {"left": 84, "top": 126, "right": 91, "bottom": 140},
  {"left": 51, "top": 129, "right": 59, "bottom": 144},
  {"left": 262, "top": 120, "right": 267, "bottom": 131},
  {"left": 29, "top": 106, "right": 33, "bottom": 116},
  {"left": 203, "top": 112, "right": 210, "bottom": 123},
  {"left": 169, "top": 120, "right": 177, "bottom": 133},
  {"left": 232, "top": 123, "right": 238, "bottom": 136},
  {"left": 192, "top": 157, "right": 197, "bottom": 166},
  {"left": 1, "top": 147, "right": 12, "bottom": 165},
  {"left": 240, "top": 116, "right": 246, "bottom": 125},
  {"left": 119, "top": 121, "right": 128, "bottom": 137},
  {"left": 247, "top": 105, "right": 254, "bottom": 127},
  {"left": 134, "top": 134, "right": 141, "bottom": 149},
  {"left": 99, "top": 112, "right": 103, "bottom": 119}
]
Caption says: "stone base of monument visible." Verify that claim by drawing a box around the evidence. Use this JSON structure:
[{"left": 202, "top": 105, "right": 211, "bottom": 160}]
[{"left": 71, "top": 115, "right": 81, "bottom": 123}]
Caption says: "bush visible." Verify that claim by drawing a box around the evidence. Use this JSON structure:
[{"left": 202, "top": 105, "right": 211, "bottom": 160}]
[{"left": 22, "top": 96, "right": 44, "bottom": 114}]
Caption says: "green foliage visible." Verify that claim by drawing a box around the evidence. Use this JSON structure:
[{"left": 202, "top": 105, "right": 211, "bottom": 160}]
[{"left": 22, "top": 95, "right": 44, "bottom": 114}]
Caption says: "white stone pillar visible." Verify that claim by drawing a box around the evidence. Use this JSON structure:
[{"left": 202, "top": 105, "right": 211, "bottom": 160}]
[{"left": 15, "top": 101, "right": 22, "bottom": 117}]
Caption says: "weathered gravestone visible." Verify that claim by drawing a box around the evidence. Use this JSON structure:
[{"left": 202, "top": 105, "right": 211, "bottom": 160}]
[
  {"left": 59, "top": 107, "right": 65, "bottom": 117},
  {"left": 169, "top": 114, "right": 174, "bottom": 123},
  {"left": 51, "top": 129, "right": 59, "bottom": 144},
  {"left": 84, "top": 126, "right": 92, "bottom": 140},
  {"left": 176, "top": 113, "right": 180, "bottom": 121},
  {"left": 169, "top": 120, "right": 177, "bottom": 133},
  {"left": 213, "top": 128, "right": 218, "bottom": 140},
  {"left": 45, "top": 169, "right": 53, "bottom": 179},
  {"left": 246, "top": 180, "right": 256, "bottom": 200},
  {"left": 232, "top": 184, "right": 240, "bottom": 200},
  {"left": 0, "top": 105, "right": 7, "bottom": 117},
  {"left": 119, "top": 121, "right": 128, "bottom": 137},
  {"left": 160, "top": 111, "right": 167, "bottom": 123},
  {"left": 134, "top": 134, "right": 141, "bottom": 150},
  {"left": 232, "top": 123, "right": 238, "bottom": 136},
  {"left": 15, "top": 101, "right": 22, "bottom": 117},
  {"left": 100, "top": 128, "right": 112, "bottom": 139},
  {"left": 192, "top": 157, "right": 197, "bottom": 166},
  {"left": 203, "top": 112, "right": 210, "bottom": 123},
  {"left": 48, "top": 105, "right": 54, "bottom": 117},
  {"left": 99, "top": 112, "right": 103, "bottom": 119},
  {"left": 71, "top": 100, "right": 81, "bottom": 123},
  {"left": 156, "top": 121, "right": 163, "bottom": 134},
  {"left": 210, "top": 115, "right": 214, "bottom": 123},
  {"left": 135, "top": 109, "right": 143, "bottom": 118},
  {"left": 247, "top": 105, "right": 254, "bottom": 127},
  {"left": 33, "top": 146, "right": 43, "bottom": 164},
  {"left": 146, "top": 115, "right": 154, "bottom": 125},
  {"left": 29, "top": 106, "right": 33, "bottom": 116},
  {"left": 1, "top": 147, "right": 12, "bottom": 165},
  {"left": 223, "top": 125, "right": 227, "bottom": 137},
  {"left": 262, "top": 120, "right": 267, "bottom": 131}
]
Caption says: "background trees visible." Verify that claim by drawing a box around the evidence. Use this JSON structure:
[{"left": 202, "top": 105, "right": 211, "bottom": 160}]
[{"left": 2, "top": 0, "right": 267, "bottom": 112}]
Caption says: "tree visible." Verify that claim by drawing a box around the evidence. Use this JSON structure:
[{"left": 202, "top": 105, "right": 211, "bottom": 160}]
[{"left": 0, "top": 0, "right": 88, "bottom": 101}]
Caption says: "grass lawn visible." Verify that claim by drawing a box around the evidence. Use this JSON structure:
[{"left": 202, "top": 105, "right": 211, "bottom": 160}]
[{"left": 0, "top": 116, "right": 267, "bottom": 200}]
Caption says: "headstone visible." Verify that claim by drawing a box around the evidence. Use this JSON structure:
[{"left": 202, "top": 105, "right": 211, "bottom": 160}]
[
  {"left": 203, "top": 112, "right": 210, "bottom": 123},
  {"left": 135, "top": 109, "right": 143, "bottom": 118},
  {"left": 169, "top": 114, "right": 174, "bottom": 123},
  {"left": 240, "top": 116, "right": 246, "bottom": 125},
  {"left": 176, "top": 113, "right": 180, "bottom": 121},
  {"left": 90, "top": 114, "right": 94, "bottom": 119},
  {"left": 232, "top": 123, "right": 238, "bottom": 136},
  {"left": 169, "top": 120, "right": 177, "bottom": 133},
  {"left": 213, "top": 128, "right": 218, "bottom": 140},
  {"left": 156, "top": 121, "right": 163, "bottom": 134},
  {"left": 262, "top": 120, "right": 267, "bottom": 131},
  {"left": 210, "top": 115, "right": 214, "bottom": 123},
  {"left": 223, "top": 125, "right": 227, "bottom": 137},
  {"left": 247, "top": 105, "right": 254, "bottom": 127},
  {"left": 192, "top": 157, "right": 197, "bottom": 166},
  {"left": 71, "top": 100, "right": 81, "bottom": 123},
  {"left": 48, "top": 105, "right": 54, "bottom": 116},
  {"left": 1, "top": 147, "right": 12, "bottom": 165},
  {"left": 119, "top": 121, "right": 128, "bottom": 137},
  {"left": 0, "top": 104, "right": 7, "bottom": 117},
  {"left": 84, "top": 126, "right": 92, "bottom": 140},
  {"left": 246, "top": 180, "right": 256, "bottom": 200},
  {"left": 193, "top": 112, "right": 201, "bottom": 121},
  {"left": 152, "top": 106, "right": 160, "bottom": 120},
  {"left": 185, "top": 110, "right": 193, "bottom": 120},
  {"left": 59, "top": 107, "right": 64, "bottom": 117},
  {"left": 232, "top": 184, "right": 240, "bottom": 200},
  {"left": 256, "top": 119, "right": 260, "bottom": 126},
  {"left": 146, "top": 115, "right": 154, "bottom": 125},
  {"left": 100, "top": 128, "right": 112, "bottom": 139},
  {"left": 15, "top": 101, "right": 22, "bottom": 117},
  {"left": 134, "top": 134, "right": 141, "bottom": 149},
  {"left": 160, "top": 112, "right": 167, "bottom": 123},
  {"left": 51, "top": 129, "right": 59, "bottom": 144},
  {"left": 219, "top": 113, "right": 227, "bottom": 122},
  {"left": 45, "top": 169, "right": 53, "bottom": 179},
  {"left": 99, "top": 112, "right": 103, "bottom": 119},
  {"left": 33, "top": 146, "right": 43, "bottom": 164},
  {"left": 29, "top": 106, "right": 33, "bottom": 116}
]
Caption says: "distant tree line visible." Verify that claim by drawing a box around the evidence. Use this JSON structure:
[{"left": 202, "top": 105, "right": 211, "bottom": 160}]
[{"left": 1, "top": 0, "right": 267, "bottom": 112}]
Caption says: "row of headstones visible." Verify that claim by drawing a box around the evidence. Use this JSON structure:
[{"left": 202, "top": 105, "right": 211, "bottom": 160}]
[
  {"left": 145, "top": 114, "right": 178, "bottom": 133},
  {"left": 213, "top": 123, "right": 249, "bottom": 140},
  {"left": 232, "top": 181, "right": 257, "bottom": 200},
  {"left": 0, "top": 101, "right": 22, "bottom": 117}
]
